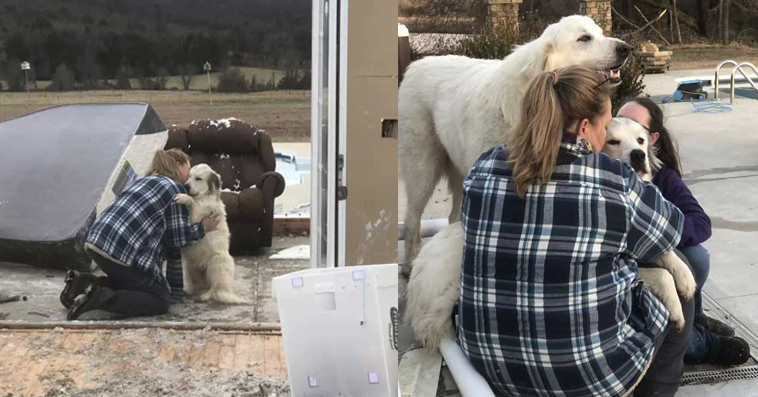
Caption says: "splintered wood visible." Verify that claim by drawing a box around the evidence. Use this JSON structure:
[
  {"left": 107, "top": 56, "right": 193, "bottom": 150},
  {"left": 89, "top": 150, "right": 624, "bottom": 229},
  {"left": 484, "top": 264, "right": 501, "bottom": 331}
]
[{"left": 0, "top": 328, "right": 287, "bottom": 397}]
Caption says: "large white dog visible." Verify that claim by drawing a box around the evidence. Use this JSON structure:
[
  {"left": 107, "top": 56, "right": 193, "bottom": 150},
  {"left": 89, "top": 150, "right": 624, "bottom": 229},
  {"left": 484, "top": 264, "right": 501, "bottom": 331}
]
[
  {"left": 175, "top": 164, "right": 249, "bottom": 304},
  {"left": 399, "top": 15, "right": 631, "bottom": 275},
  {"left": 405, "top": 118, "right": 697, "bottom": 350}
]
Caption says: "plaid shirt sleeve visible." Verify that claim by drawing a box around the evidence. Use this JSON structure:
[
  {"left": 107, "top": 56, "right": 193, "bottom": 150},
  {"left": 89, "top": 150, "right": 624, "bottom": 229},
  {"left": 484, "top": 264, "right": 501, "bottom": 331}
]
[
  {"left": 623, "top": 168, "right": 684, "bottom": 262},
  {"left": 164, "top": 201, "right": 205, "bottom": 248}
]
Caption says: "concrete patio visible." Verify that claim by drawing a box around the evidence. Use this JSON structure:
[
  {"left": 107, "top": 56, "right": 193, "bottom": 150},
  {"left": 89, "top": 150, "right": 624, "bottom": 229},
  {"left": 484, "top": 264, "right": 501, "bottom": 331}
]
[{"left": 398, "top": 69, "right": 758, "bottom": 396}]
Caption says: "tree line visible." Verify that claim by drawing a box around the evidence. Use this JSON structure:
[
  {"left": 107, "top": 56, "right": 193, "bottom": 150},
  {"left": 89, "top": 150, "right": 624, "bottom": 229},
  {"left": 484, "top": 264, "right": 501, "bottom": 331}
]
[
  {"left": 0, "top": 0, "right": 311, "bottom": 91},
  {"left": 401, "top": 0, "right": 758, "bottom": 45}
]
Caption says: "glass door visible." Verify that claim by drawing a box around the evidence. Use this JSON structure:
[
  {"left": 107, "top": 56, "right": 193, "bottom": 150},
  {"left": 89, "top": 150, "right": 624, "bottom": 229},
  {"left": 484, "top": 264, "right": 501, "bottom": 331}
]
[{"left": 311, "top": 0, "right": 346, "bottom": 268}]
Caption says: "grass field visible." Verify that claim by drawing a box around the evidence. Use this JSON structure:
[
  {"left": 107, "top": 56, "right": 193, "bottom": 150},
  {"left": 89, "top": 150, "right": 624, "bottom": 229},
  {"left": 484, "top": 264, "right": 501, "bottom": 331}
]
[{"left": 0, "top": 89, "right": 311, "bottom": 142}]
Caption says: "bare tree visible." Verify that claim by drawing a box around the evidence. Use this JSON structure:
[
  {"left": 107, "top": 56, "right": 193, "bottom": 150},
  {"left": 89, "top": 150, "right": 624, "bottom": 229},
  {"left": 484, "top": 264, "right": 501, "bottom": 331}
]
[
  {"left": 178, "top": 64, "right": 198, "bottom": 90},
  {"left": 670, "top": 0, "right": 682, "bottom": 44},
  {"left": 696, "top": 0, "right": 709, "bottom": 37},
  {"left": 620, "top": 0, "right": 635, "bottom": 19},
  {"left": 723, "top": 0, "right": 731, "bottom": 44},
  {"left": 668, "top": 4, "right": 675, "bottom": 42},
  {"left": 718, "top": 0, "right": 724, "bottom": 43}
]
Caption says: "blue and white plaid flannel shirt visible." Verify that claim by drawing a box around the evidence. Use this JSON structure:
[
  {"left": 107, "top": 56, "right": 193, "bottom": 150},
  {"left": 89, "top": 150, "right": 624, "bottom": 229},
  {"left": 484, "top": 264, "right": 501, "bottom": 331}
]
[
  {"left": 456, "top": 136, "right": 683, "bottom": 397},
  {"left": 86, "top": 175, "right": 204, "bottom": 288}
]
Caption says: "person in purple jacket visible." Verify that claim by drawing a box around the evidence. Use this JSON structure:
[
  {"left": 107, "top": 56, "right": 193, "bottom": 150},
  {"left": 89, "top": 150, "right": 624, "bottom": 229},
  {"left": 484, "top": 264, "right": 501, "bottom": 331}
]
[{"left": 617, "top": 97, "right": 749, "bottom": 366}]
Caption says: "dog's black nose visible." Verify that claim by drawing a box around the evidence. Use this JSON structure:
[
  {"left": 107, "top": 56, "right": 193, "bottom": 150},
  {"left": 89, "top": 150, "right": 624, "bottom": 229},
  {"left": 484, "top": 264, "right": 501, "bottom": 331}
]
[
  {"left": 630, "top": 149, "right": 646, "bottom": 164},
  {"left": 616, "top": 42, "right": 631, "bottom": 58},
  {"left": 184, "top": 184, "right": 190, "bottom": 191}
]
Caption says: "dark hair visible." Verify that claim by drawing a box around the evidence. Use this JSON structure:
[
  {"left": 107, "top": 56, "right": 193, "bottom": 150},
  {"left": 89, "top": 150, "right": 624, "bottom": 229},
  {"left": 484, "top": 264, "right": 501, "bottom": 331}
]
[{"left": 620, "top": 97, "right": 683, "bottom": 177}]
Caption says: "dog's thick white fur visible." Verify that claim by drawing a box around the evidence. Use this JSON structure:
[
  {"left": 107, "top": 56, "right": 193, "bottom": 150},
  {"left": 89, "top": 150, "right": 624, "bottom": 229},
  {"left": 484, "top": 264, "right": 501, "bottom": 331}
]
[
  {"left": 399, "top": 15, "right": 631, "bottom": 274},
  {"left": 174, "top": 164, "right": 249, "bottom": 304},
  {"left": 404, "top": 224, "right": 464, "bottom": 349},
  {"left": 405, "top": 118, "right": 697, "bottom": 349},
  {"left": 605, "top": 117, "right": 697, "bottom": 328}
]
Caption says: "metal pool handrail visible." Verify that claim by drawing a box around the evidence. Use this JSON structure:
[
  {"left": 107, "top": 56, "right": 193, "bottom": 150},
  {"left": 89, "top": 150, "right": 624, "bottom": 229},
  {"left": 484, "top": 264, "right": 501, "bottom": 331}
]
[
  {"left": 715, "top": 60, "right": 738, "bottom": 100},
  {"left": 730, "top": 62, "right": 758, "bottom": 104}
]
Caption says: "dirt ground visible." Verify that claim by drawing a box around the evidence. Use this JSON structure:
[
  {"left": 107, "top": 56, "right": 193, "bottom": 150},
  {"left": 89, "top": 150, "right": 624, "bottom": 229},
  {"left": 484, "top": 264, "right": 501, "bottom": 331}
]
[
  {"left": 0, "top": 235, "right": 309, "bottom": 396},
  {"left": 0, "top": 328, "right": 290, "bottom": 397},
  {"left": 0, "top": 90, "right": 310, "bottom": 142},
  {"left": 668, "top": 44, "right": 758, "bottom": 70}
]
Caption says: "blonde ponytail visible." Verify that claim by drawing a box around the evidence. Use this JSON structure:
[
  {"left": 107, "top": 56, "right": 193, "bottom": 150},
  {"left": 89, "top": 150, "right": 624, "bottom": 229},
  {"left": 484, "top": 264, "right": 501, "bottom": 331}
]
[
  {"left": 507, "top": 66, "right": 610, "bottom": 198},
  {"left": 507, "top": 72, "right": 564, "bottom": 197}
]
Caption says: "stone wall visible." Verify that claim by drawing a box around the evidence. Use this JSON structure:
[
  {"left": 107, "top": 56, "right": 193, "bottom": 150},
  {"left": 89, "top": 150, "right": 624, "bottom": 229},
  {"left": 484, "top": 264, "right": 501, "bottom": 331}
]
[
  {"left": 487, "top": 0, "right": 522, "bottom": 31},
  {"left": 579, "top": 0, "right": 613, "bottom": 36}
]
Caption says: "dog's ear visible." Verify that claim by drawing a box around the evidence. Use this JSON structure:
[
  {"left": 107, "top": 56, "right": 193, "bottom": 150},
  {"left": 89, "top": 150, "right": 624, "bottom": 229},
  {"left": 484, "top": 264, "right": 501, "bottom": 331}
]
[
  {"left": 207, "top": 172, "right": 221, "bottom": 194},
  {"left": 647, "top": 136, "right": 663, "bottom": 171},
  {"left": 542, "top": 43, "right": 558, "bottom": 72}
]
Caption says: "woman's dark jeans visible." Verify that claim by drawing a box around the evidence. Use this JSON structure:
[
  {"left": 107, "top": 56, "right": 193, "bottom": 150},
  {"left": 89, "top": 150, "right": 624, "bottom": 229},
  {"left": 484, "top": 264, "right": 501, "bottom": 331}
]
[
  {"left": 634, "top": 249, "right": 695, "bottom": 397},
  {"left": 680, "top": 244, "right": 718, "bottom": 364},
  {"left": 89, "top": 251, "right": 170, "bottom": 317},
  {"left": 681, "top": 245, "right": 710, "bottom": 320}
]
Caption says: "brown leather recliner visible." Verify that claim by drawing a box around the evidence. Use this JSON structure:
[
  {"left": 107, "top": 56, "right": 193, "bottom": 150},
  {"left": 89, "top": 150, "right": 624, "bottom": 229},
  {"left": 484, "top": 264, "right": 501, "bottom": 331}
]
[{"left": 165, "top": 119, "right": 285, "bottom": 253}]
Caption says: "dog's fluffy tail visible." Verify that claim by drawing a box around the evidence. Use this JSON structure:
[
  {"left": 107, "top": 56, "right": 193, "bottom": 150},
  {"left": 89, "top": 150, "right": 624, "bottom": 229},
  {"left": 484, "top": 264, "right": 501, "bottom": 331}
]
[
  {"left": 213, "top": 290, "right": 250, "bottom": 304},
  {"left": 404, "top": 223, "right": 465, "bottom": 350}
]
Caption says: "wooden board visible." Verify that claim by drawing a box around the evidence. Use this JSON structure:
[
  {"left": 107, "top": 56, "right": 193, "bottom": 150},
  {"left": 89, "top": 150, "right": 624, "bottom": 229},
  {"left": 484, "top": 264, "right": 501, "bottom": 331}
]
[
  {"left": 640, "top": 56, "right": 672, "bottom": 62},
  {"left": 641, "top": 59, "right": 671, "bottom": 66},
  {"left": 636, "top": 51, "right": 673, "bottom": 57},
  {"left": 0, "top": 329, "right": 287, "bottom": 397}
]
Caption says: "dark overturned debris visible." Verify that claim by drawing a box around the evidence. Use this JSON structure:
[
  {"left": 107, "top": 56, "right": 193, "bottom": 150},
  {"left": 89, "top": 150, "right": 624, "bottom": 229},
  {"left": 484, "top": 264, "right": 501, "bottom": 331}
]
[{"left": 0, "top": 294, "right": 25, "bottom": 304}]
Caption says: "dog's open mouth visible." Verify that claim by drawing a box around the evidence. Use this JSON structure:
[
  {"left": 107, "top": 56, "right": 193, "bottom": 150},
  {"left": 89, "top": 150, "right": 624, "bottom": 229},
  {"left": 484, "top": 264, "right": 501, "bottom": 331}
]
[{"left": 599, "top": 62, "right": 625, "bottom": 86}]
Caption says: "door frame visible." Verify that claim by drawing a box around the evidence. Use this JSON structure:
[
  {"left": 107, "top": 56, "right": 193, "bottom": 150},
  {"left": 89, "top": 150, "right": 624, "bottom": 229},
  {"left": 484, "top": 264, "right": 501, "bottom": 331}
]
[{"left": 311, "top": 0, "right": 348, "bottom": 268}]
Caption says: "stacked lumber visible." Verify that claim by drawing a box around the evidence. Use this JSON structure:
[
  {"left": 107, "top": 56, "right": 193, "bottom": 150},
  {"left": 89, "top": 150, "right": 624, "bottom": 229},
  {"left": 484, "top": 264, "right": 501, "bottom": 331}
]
[{"left": 635, "top": 41, "right": 672, "bottom": 74}]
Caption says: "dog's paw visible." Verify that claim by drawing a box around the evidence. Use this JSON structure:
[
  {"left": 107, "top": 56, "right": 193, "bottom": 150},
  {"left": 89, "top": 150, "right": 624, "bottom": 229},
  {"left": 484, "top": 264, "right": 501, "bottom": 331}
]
[
  {"left": 673, "top": 265, "right": 697, "bottom": 300},
  {"left": 638, "top": 267, "right": 686, "bottom": 330},
  {"left": 669, "top": 307, "right": 686, "bottom": 331},
  {"left": 174, "top": 193, "right": 193, "bottom": 206},
  {"left": 198, "top": 291, "right": 213, "bottom": 302},
  {"left": 655, "top": 251, "right": 697, "bottom": 301},
  {"left": 401, "top": 263, "right": 413, "bottom": 279}
]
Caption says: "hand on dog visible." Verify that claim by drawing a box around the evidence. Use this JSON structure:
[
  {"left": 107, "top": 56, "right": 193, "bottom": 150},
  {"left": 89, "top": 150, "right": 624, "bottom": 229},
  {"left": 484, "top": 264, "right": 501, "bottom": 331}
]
[
  {"left": 201, "top": 213, "right": 221, "bottom": 232},
  {"left": 174, "top": 193, "right": 193, "bottom": 206}
]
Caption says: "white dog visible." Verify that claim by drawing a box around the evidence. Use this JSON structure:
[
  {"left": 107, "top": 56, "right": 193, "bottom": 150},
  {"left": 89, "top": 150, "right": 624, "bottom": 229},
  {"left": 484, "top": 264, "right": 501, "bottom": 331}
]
[
  {"left": 405, "top": 119, "right": 697, "bottom": 349},
  {"left": 399, "top": 15, "right": 631, "bottom": 275},
  {"left": 603, "top": 117, "right": 696, "bottom": 326},
  {"left": 174, "top": 164, "right": 249, "bottom": 304}
]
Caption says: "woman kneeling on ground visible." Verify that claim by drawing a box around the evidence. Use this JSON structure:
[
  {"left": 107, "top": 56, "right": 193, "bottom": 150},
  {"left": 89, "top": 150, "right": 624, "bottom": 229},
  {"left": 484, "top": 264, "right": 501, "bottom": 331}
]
[
  {"left": 60, "top": 149, "right": 219, "bottom": 320},
  {"left": 617, "top": 97, "right": 749, "bottom": 366},
  {"left": 456, "top": 65, "right": 692, "bottom": 397}
]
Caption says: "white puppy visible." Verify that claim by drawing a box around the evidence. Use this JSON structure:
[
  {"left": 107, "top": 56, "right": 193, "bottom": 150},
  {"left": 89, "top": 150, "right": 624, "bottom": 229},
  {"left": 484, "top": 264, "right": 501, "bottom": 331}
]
[
  {"left": 604, "top": 117, "right": 697, "bottom": 327},
  {"left": 399, "top": 15, "right": 631, "bottom": 274},
  {"left": 174, "top": 164, "right": 249, "bottom": 304},
  {"left": 405, "top": 121, "right": 697, "bottom": 349}
]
